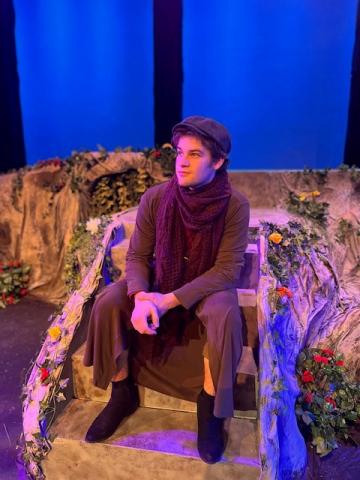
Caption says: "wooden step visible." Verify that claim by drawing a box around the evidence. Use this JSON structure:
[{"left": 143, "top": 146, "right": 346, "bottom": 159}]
[
  {"left": 72, "top": 344, "right": 258, "bottom": 420},
  {"left": 42, "top": 399, "right": 261, "bottom": 480}
]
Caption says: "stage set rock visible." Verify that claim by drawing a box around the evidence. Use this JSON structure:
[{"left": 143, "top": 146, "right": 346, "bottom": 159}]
[{"left": 1, "top": 153, "right": 359, "bottom": 479}]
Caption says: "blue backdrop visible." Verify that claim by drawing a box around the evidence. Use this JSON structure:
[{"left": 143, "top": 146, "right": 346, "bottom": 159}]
[
  {"left": 14, "top": 0, "right": 358, "bottom": 169},
  {"left": 183, "top": 0, "right": 358, "bottom": 169},
  {"left": 14, "top": 0, "right": 154, "bottom": 165}
]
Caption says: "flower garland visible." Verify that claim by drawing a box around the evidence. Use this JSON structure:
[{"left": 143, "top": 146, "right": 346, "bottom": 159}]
[
  {"left": 261, "top": 220, "right": 321, "bottom": 287},
  {"left": 21, "top": 211, "right": 127, "bottom": 478},
  {"left": 0, "top": 261, "right": 31, "bottom": 308},
  {"left": 296, "top": 347, "right": 360, "bottom": 456},
  {"left": 64, "top": 216, "right": 121, "bottom": 294}
]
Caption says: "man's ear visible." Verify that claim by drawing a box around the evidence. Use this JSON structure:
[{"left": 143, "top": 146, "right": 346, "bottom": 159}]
[{"left": 214, "top": 158, "right": 225, "bottom": 171}]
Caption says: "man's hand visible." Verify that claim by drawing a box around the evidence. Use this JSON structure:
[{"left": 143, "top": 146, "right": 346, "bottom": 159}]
[
  {"left": 131, "top": 298, "right": 159, "bottom": 335},
  {"left": 135, "top": 291, "right": 180, "bottom": 318}
]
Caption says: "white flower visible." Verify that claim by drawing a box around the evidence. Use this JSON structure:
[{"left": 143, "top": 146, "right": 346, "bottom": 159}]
[
  {"left": 33, "top": 384, "right": 48, "bottom": 403},
  {"left": 86, "top": 218, "right": 101, "bottom": 235},
  {"left": 23, "top": 406, "right": 40, "bottom": 438}
]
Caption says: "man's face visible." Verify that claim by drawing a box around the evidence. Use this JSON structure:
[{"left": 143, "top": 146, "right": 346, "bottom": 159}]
[{"left": 175, "top": 135, "right": 224, "bottom": 188}]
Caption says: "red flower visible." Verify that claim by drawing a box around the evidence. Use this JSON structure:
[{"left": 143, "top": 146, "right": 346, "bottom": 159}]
[
  {"left": 313, "top": 355, "right": 329, "bottom": 364},
  {"left": 302, "top": 370, "right": 315, "bottom": 383},
  {"left": 6, "top": 296, "right": 15, "bottom": 305},
  {"left": 303, "top": 392, "right": 314, "bottom": 404},
  {"left": 276, "top": 286, "right": 293, "bottom": 298},
  {"left": 19, "top": 288, "right": 28, "bottom": 297},
  {"left": 335, "top": 360, "right": 344, "bottom": 367},
  {"left": 40, "top": 368, "right": 50, "bottom": 383},
  {"left": 0, "top": 267, "right": 3, "bottom": 273},
  {"left": 322, "top": 348, "right": 334, "bottom": 356},
  {"left": 325, "top": 396, "right": 336, "bottom": 408}
]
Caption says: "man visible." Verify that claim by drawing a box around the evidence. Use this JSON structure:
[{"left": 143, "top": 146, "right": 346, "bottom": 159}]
[{"left": 83, "top": 115, "right": 250, "bottom": 464}]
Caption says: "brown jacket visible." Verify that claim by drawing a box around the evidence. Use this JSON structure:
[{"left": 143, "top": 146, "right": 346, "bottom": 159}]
[{"left": 125, "top": 180, "right": 250, "bottom": 309}]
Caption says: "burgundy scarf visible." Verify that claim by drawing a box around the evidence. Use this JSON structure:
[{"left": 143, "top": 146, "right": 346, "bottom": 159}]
[{"left": 154, "top": 169, "right": 232, "bottom": 295}]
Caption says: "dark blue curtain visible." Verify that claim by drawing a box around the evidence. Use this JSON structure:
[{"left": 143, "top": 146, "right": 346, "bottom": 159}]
[
  {"left": 0, "top": 0, "right": 25, "bottom": 172},
  {"left": 344, "top": 0, "right": 360, "bottom": 167}
]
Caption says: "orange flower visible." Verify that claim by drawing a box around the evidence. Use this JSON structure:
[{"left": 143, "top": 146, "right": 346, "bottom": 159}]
[
  {"left": 276, "top": 286, "right": 293, "bottom": 298},
  {"left": 269, "top": 232, "right": 283, "bottom": 244},
  {"left": 298, "top": 192, "right": 308, "bottom": 202}
]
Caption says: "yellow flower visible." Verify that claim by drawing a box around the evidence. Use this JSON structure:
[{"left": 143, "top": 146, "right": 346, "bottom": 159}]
[
  {"left": 268, "top": 232, "right": 283, "bottom": 244},
  {"left": 48, "top": 326, "right": 62, "bottom": 342},
  {"left": 298, "top": 192, "right": 308, "bottom": 202},
  {"left": 311, "top": 190, "right": 320, "bottom": 197}
]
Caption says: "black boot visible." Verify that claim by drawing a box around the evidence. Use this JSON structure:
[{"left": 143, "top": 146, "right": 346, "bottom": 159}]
[
  {"left": 197, "top": 389, "right": 226, "bottom": 464},
  {"left": 85, "top": 377, "right": 139, "bottom": 443}
]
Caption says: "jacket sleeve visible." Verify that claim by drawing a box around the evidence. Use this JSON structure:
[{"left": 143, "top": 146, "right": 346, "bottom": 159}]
[
  {"left": 125, "top": 190, "right": 156, "bottom": 298},
  {"left": 172, "top": 200, "right": 250, "bottom": 309}
]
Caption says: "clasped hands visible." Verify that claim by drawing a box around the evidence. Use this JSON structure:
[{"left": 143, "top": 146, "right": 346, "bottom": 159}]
[{"left": 130, "top": 291, "right": 180, "bottom": 335}]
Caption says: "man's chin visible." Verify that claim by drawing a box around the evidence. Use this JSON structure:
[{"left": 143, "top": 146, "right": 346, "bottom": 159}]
[{"left": 177, "top": 176, "right": 194, "bottom": 187}]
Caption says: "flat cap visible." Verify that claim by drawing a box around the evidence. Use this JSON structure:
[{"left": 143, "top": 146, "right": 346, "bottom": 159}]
[{"left": 172, "top": 115, "right": 231, "bottom": 155}]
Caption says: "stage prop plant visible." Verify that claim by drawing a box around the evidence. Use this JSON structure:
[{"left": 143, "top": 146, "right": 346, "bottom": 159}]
[
  {"left": 286, "top": 190, "right": 329, "bottom": 227},
  {"left": 21, "top": 211, "right": 127, "bottom": 479},
  {"left": 8, "top": 145, "right": 175, "bottom": 212},
  {"left": 261, "top": 218, "right": 360, "bottom": 466},
  {"left": 64, "top": 216, "right": 120, "bottom": 293},
  {"left": 295, "top": 347, "right": 360, "bottom": 456},
  {"left": 0, "top": 261, "right": 31, "bottom": 308}
]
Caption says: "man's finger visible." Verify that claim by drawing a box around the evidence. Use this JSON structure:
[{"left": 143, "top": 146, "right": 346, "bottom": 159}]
[{"left": 150, "top": 307, "right": 159, "bottom": 329}]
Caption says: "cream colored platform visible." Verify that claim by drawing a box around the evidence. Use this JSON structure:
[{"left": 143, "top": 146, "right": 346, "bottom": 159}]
[{"left": 43, "top": 400, "right": 261, "bottom": 480}]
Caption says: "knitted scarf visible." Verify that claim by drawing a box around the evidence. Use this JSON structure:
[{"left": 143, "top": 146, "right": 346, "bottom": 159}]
[{"left": 154, "top": 169, "right": 232, "bottom": 296}]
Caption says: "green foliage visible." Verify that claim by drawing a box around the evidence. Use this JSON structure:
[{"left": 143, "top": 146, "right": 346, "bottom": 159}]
[
  {"left": 0, "top": 261, "right": 31, "bottom": 308},
  {"left": 145, "top": 144, "right": 176, "bottom": 176},
  {"left": 10, "top": 167, "right": 29, "bottom": 212},
  {"left": 301, "top": 166, "right": 331, "bottom": 186},
  {"left": 8, "top": 146, "right": 175, "bottom": 213},
  {"left": 261, "top": 220, "right": 320, "bottom": 286},
  {"left": 63, "top": 216, "right": 120, "bottom": 293},
  {"left": 335, "top": 218, "right": 360, "bottom": 244},
  {"left": 338, "top": 163, "right": 360, "bottom": 191},
  {"left": 286, "top": 191, "right": 329, "bottom": 227},
  {"left": 89, "top": 167, "right": 155, "bottom": 217},
  {"left": 296, "top": 347, "right": 360, "bottom": 456}
]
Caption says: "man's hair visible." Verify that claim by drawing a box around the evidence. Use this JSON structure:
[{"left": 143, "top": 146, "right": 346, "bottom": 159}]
[{"left": 171, "top": 128, "right": 229, "bottom": 173}]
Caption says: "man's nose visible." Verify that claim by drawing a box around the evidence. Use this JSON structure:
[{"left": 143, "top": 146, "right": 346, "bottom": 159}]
[{"left": 178, "top": 155, "right": 190, "bottom": 166}]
